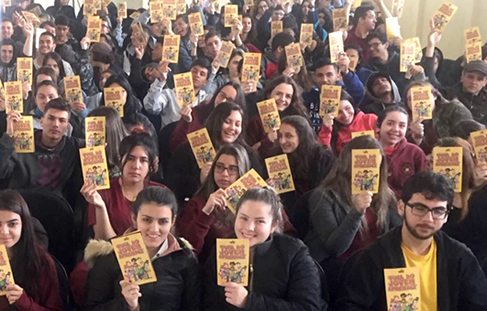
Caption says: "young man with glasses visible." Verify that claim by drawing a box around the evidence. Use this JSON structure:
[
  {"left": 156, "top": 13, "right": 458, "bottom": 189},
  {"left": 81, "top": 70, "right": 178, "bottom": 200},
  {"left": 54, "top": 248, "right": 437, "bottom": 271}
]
[{"left": 336, "top": 171, "right": 487, "bottom": 310}]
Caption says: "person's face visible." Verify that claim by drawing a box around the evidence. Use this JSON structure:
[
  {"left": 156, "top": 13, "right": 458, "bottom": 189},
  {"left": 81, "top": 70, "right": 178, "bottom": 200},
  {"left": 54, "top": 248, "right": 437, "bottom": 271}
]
[
  {"left": 336, "top": 100, "right": 355, "bottom": 125},
  {"left": 107, "top": 82, "right": 128, "bottom": 105},
  {"left": 278, "top": 123, "right": 299, "bottom": 153},
  {"left": 406, "top": 88, "right": 436, "bottom": 112},
  {"left": 40, "top": 109, "right": 70, "bottom": 141},
  {"left": 122, "top": 146, "right": 151, "bottom": 184},
  {"left": 221, "top": 110, "right": 242, "bottom": 144},
  {"left": 398, "top": 193, "right": 448, "bottom": 241},
  {"left": 35, "top": 74, "right": 52, "bottom": 85},
  {"left": 191, "top": 65, "right": 209, "bottom": 89},
  {"left": 144, "top": 67, "right": 159, "bottom": 83},
  {"left": 379, "top": 111, "right": 408, "bottom": 147},
  {"left": 367, "top": 38, "right": 388, "bottom": 59},
  {"left": 150, "top": 23, "right": 163, "bottom": 37},
  {"left": 35, "top": 85, "right": 59, "bottom": 112},
  {"left": 215, "top": 85, "right": 238, "bottom": 106},
  {"left": 134, "top": 203, "right": 174, "bottom": 254},
  {"left": 257, "top": 1, "right": 269, "bottom": 15},
  {"left": 1, "top": 21, "right": 13, "bottom": 39},
  {"left": 314, "top": 65, "right": 338, "bottom": 87},
  {"left": 235, "top": 200, "right": 278, "bottom": 247},
  {"left": 43, "top": 24, "right": 56, "bottom": 35},
  {"left": 214, "top": 154, "right": 239, "bottom": 189},
  {"left": 99, "top": 72, "right": 112, "bottom": 90},
  {"left": 228, "top": 55, "right": 242, "bottom": 79},
  {"left": 45, "top": 58, "right": 60, "bottom": 77},
  {"left": 55, "top": 24, "right": 69, "bottom": 41},
  {"left": 39, "top": 34, "right": 55, "bottom": 55},
  {"left": 271, "top": 9, "right": 285, "bottom": 21},
  {"left": 0, "top": 45, "right": 14, "bottom": 64},
  {"left": 270, "top": 83, "right": 293, "bottom": 111},
  {"left": 461, "top": 71, "right": 487, "bottom": 94},
  {"left": 242, "top": 17, "right": 252, "bottom": 34},
  {"left": 0, "top": 210, "right": 22, "bottom": 249},
  {"left": 371, "top": 76, "right": 392, "bottom": 98},
  {"left": 18, "top": 0, "right": 30, "bottom": 9},
  {"left": 359, "top": 10, "right": 376, "bottom": 31},
  {"left": 302, "top": 1, "right": 311, "bottom": 16},
  {"left": 174, "top": 18, "right": 189, "bottom": 37},
  {"left": 345, "top": 48, "right": 360, "bottom": 65},
  {"left": 101, "top": 21, "right": 110, "bottom": 35},
  {"left": 318, "top": 12, "right": 326, "bottom": 27},
  {"left": 206, "top": 35, "right": 222, "bottom": 58},
  {"left": 152, "top": 42, "right": 163, "bottom": 61}
]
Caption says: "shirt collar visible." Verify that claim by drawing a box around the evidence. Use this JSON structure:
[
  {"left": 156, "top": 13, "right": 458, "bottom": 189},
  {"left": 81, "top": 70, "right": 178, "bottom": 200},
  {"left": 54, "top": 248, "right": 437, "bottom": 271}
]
[{"left": 151, "top": 238, "right": 168, "bottom": 261}]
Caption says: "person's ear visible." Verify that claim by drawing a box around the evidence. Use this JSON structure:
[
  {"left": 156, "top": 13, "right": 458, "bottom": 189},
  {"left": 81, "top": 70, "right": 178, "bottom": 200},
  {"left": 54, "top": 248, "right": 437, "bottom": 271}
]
[
  {"left": 384, "top": 42, "right": 389, "bottom": 49},
  {"left": 271, "top": 220, "right": 280, "bottom": 234},
  {"left": 397, "top": 199, "right": 405, "bottom": 217}
]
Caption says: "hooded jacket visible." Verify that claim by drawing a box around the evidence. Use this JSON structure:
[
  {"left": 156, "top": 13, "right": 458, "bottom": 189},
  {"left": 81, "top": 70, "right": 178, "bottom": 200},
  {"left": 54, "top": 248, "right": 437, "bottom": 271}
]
[
  {"left": 84, "top": 234, "right": 200, "bottom": 311},
  {"left": 366, "top": 51, "right": 409, "bottom": 95},
  {"left": 446, "top": 83, "right": 487, "bottom": 125},
  {"left": 359, "top": 73, "right": 402, "bottom": 116},
  {"left": 0, "top": 38, "right": 18, "bottom": 82}
]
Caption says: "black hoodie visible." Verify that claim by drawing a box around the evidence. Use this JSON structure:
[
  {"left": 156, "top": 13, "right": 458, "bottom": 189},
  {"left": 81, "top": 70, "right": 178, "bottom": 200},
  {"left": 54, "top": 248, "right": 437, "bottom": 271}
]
[
  {"left": 358, "top": 72, "right": 403, "bottom": 116},
  {"left": 0, "top": 39, "right": 18, "bottom": 82}
]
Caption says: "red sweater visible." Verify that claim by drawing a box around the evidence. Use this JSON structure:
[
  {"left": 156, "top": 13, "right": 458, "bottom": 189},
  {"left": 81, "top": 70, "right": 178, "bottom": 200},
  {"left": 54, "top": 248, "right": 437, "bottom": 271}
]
[
  {"left": 0, "top": 252, "right": 62, "bottom": 311},
  {"left": 318, "top": 111, "right": 378, "bottom": 153},
  {"left": 169, "top": 110, "right": 204, "bottom": 153}
]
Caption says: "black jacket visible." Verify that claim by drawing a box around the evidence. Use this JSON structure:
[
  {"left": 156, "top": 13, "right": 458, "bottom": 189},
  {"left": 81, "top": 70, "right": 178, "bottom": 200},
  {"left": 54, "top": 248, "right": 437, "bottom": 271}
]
[
  {"left": 358, "top": 73, "right": 402, "bottom": 116},
  {"left": 335, "top": 226, "right": 487, "bottom": 310},
  {"left": 446, "top": 83, "right": 487, "bottom": 125},
  {"left": 203, "top": 233, "right": 328, "bottom": 311},
  {"left": 84, "top": 236, "right": 200, "bottom": 311}
]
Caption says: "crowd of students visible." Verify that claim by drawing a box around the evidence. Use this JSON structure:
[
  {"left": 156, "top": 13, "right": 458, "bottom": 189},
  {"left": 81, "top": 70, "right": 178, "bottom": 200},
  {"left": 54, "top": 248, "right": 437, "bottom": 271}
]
[{"left": 1, "top": 0, "right": 487, "bottom": 309}]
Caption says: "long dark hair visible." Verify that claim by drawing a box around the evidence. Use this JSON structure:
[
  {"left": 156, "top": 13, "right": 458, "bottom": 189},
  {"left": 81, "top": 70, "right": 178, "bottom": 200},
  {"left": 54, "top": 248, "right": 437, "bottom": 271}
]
[
  {"left": 119, "top": 132, "right": 159, "bottom": 177},
  {"left": 319, "top": 135, "right": 396, "bottom": 234},
  {"left": 330, "top": 90, "right": 359, "bottom": 154},
  {"left": 0, "top": 190, "right": 53, "bottom": 300},
  {"left": 196, "top": 81, "right": 246, "bottom": 124},
  {"left": 42, "top": 52, "right": 67, "bottom": 80},
  {"left": 102, "top": 74, "right": 143, "bottom": 120},
  {"left": 205, "top": 102, "right": 246, "bottom": 149},
  {"left": 241, "top": 13, "right": 257, "bottom": 44},
  {"left": 277, "top": 52, "right": 314, "bottom": 91},
  {"left": 263, "top": 75, "right": 310, "bottom": 121}
]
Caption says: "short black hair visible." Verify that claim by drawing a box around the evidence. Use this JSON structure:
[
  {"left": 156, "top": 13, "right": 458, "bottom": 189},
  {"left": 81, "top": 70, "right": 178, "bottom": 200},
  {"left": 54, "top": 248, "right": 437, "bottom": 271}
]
[
  {"left": 34, "top": 80, "right": 59, "bottom": 97},
  {"left": 352, "top": 3, "right": 375, "bottom": 27},
  {"left": 345, "top": 44, "right": 364, "bottom": 62},
  {"left": 191, "top": 57, "right": 211, "bottom": 77},
  {"left": 205, "top": 28, "right": 220, "bottom": 42},
  {"left": 54, "top": 15, "right": 70, "bottom": 26},
  {"left": 1, "top": 18, "right": 13, "bottom": 25},
  {"left": 40, "top": 20, "right": 55, "bottom": 28},
  {"left": 310, "top": 57, "right": 338, "bottom": 72},
  {"left": 39, "top": 31, "right": 55, "bottom": 40},
  {"left": 271, "top": 32, "right": 295, "bottom": 52},
  {"left": 365, "top": 31, "right": 387, "bottom": 44},
  {"left": 43, "top": 97, "right": 71, "bottom": 117},
  {"left": 400, "top": 171, "right": 454, "bottom": 208},
  {"left": 132, "top": 186, "right": 178, "bottom": 218}
]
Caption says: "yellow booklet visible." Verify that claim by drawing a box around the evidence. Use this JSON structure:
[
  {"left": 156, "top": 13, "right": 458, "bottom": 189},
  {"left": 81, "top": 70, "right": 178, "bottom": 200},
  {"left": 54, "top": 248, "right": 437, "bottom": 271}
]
[
  {"left": 464, "top": 27, "right": 482, "bottom": 45},
  {"left": 300, "top": 23, "right": 313, "bottom": 46},
  {"left": 174, "top": 72, "right": 195, "bottom": 107},
  {"left": 162, "top": 34, "right": 180, "bottom": 64},
  {"left": 129, "top": 11, "right": 141, "bottom": 20},
  {"left": 224, "top": 5, "right": 238, "bottom": 28},
  {"left": 351, "top": 149, "right": 381, "bottom": 194},
  {"left": 22, "top": 12, "right": 41, "bottom": 27},
  {"left": 257, "top": 99, "right": 280, "bottom": 133},
  {"left": 241, "top": 53, "right": 261, "bottom": 83},
  {"left": 80, "top": 146, "right": 110, "bottom": 190},
  {"left": 83, "top": 0, "right": 101, "bottom": 16},
  {"left": 64, "top": 76, "right": 83, "bottom": 105},
  {"left": 216, "top": 239, "right": 249, "bottom": 286},
  {"left": 265, "top": 154, "right": 295, "bottom": 194},
  {"left": 187, "top": 128, "right": 216, "bottom": 169},
  {"left": 0, "top": 80, "right": 4, "bottom": 99},
  {"left": 410, "top": 85, "right": 433, "bottom": 120},
  {"left": 163, "top": 0, "right": 177, "bottom": 20},
  {"left": 188, "top": 12, "right": 204, "bottom": 36},
  {"left": 225, "top": 169, "right": 267, "bottom": 214},
  {"left": 177, "top": 0, "right": 187, "bottom": 15},
  {"left": 384, "top": 267, "right": 421, "bottom": 311},
  {"left": 13, "top": 115, "right": 34, "bottom": 153},
  {"left": 111, "top": 231, "right": 157, "bottom": 285},
  {"left": 17, "top": 57, "right": 32, "bottom": 85},
  {"left": 432, "top": 146, "right": 463, "bottom": 192},
  {"left": 104, "top": 87, "right": 125, "bottom": 117},
  {"left": 332, "top": 8, "right": 347, "bottom": 31},
  {"left": 285, "top": 43, "right": 303, "bottom": 68},
  {"left": 349, "top": 55, "right": 358, "bottom": 71},
  {"left": 4, "top": 0, "right": 12, "bottom": 7},
  {"left": 466, "top": 41, "right": 482, "bottom": 64},
  {"left": 150, "top": 1, "right": 164, "bottom": 23},
  {"left": 432, "top": 2, "right": 458, "bottom": 33},
  {"left": 391, "top": 0, "right": 405, "bottom": 19},
  {"left": 404, "top": 37, "right": 422, "bottom": 63},
  {"left": 329, "top": 31, "right": 344, "bottom": 63},
  {"left": 131, "top": 22, "right": 147, "bottom": 47},
  {"left": 385, "top": 17, "right": 400, "bottom": 41},
  {"left": 470, "top": 130, "right": 487, "bottom": 163},
  {"left": 271, "top": 21, "right": 283, "bottom": 38},
  {"left": 351, "top": 130, "right": 375, "bottom": 139},
  {"left": 400, "top": 41, "right": 415, "bottom": 72},
  {"left": 117, "top": 2, "right": 127, "bottom": 19},
  {"left": 351, "top": 0, "right": 361, "bottom": 10},
  {"left": 0, "top": 244, "right": 15, "bottom": 296},
  {"left": 85, "top": 116, "right": 106, "bottom": 148},
  {"left": 320, "top": 85, "right": 341, "bottom": 117},
  {"left": 87, "top": 16, "right": 102, "bottom": 42},
  {"left": 217, "top": 40, "right": 235, "bottom": 68},
  {"left": 5, "top": 81, "right": 23, "bottom": 114}
]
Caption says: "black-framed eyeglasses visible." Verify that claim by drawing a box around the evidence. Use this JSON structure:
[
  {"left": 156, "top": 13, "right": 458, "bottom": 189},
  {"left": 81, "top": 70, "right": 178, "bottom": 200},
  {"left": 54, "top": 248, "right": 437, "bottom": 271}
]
[
  {"left": 405, "top": 202, "right": 450, "bottom": 220},
  {"left": 215, "top": 163, "right": 239, "bottom": 175}
]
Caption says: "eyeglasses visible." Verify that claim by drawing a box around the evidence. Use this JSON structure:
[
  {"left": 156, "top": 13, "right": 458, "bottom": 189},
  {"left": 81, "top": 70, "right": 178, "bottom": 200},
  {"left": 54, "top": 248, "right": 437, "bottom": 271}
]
[
  {"left": 405, "top": 202, "right": 450, "bottom": 220},
  {"left": 368, "top": 42, "right": 382, "bottom": 49},
  {"left": 215, "top": 163, "right": 239, "bottom": 175}
]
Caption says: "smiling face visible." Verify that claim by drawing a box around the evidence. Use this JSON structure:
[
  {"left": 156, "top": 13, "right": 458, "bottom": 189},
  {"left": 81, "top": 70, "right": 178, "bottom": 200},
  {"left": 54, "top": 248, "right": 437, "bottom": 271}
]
[
  {"left": 278, "top": 123, "right": 299, "bottom": 153},
  {"left": 134, "top": 203, "right": 174, "bottom": 255},
  {"left": 378, "top": 111, "right": 408, "bottom": 147},
  {"left": 242, "top": 17, "right": 252, "bottom": 34},
  {"left": 220, "top": 110, "right": 242, "bottom": 144},
  {"left": 214, "top": 154, "right": 239, "bottom": 189},
  {"left": 335, "top": 100, "right": 355, "bottom": 126},
  {"left": 235, "top": 200, "right": 278, "bottom": 247},
  {"left": 174, "top": 17, "right": 189, "bottom": 37},
  {"left": 367, "top": 37, "right": 388, "bottom": 60},
  {"left": 39, "top": 34, "right": 56, "bottom": 55},
  {"left": 121, "top": 146, "right": 151, "bottom": 184},
  {"left": 270, "top": 83, "right": 294, "bottom": 111},
  {"left": 0, "top": 210, "right": 22, "bottom": 249},
  {"left": 0, "top": 44, "right": 14, "bottom": 64}
]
